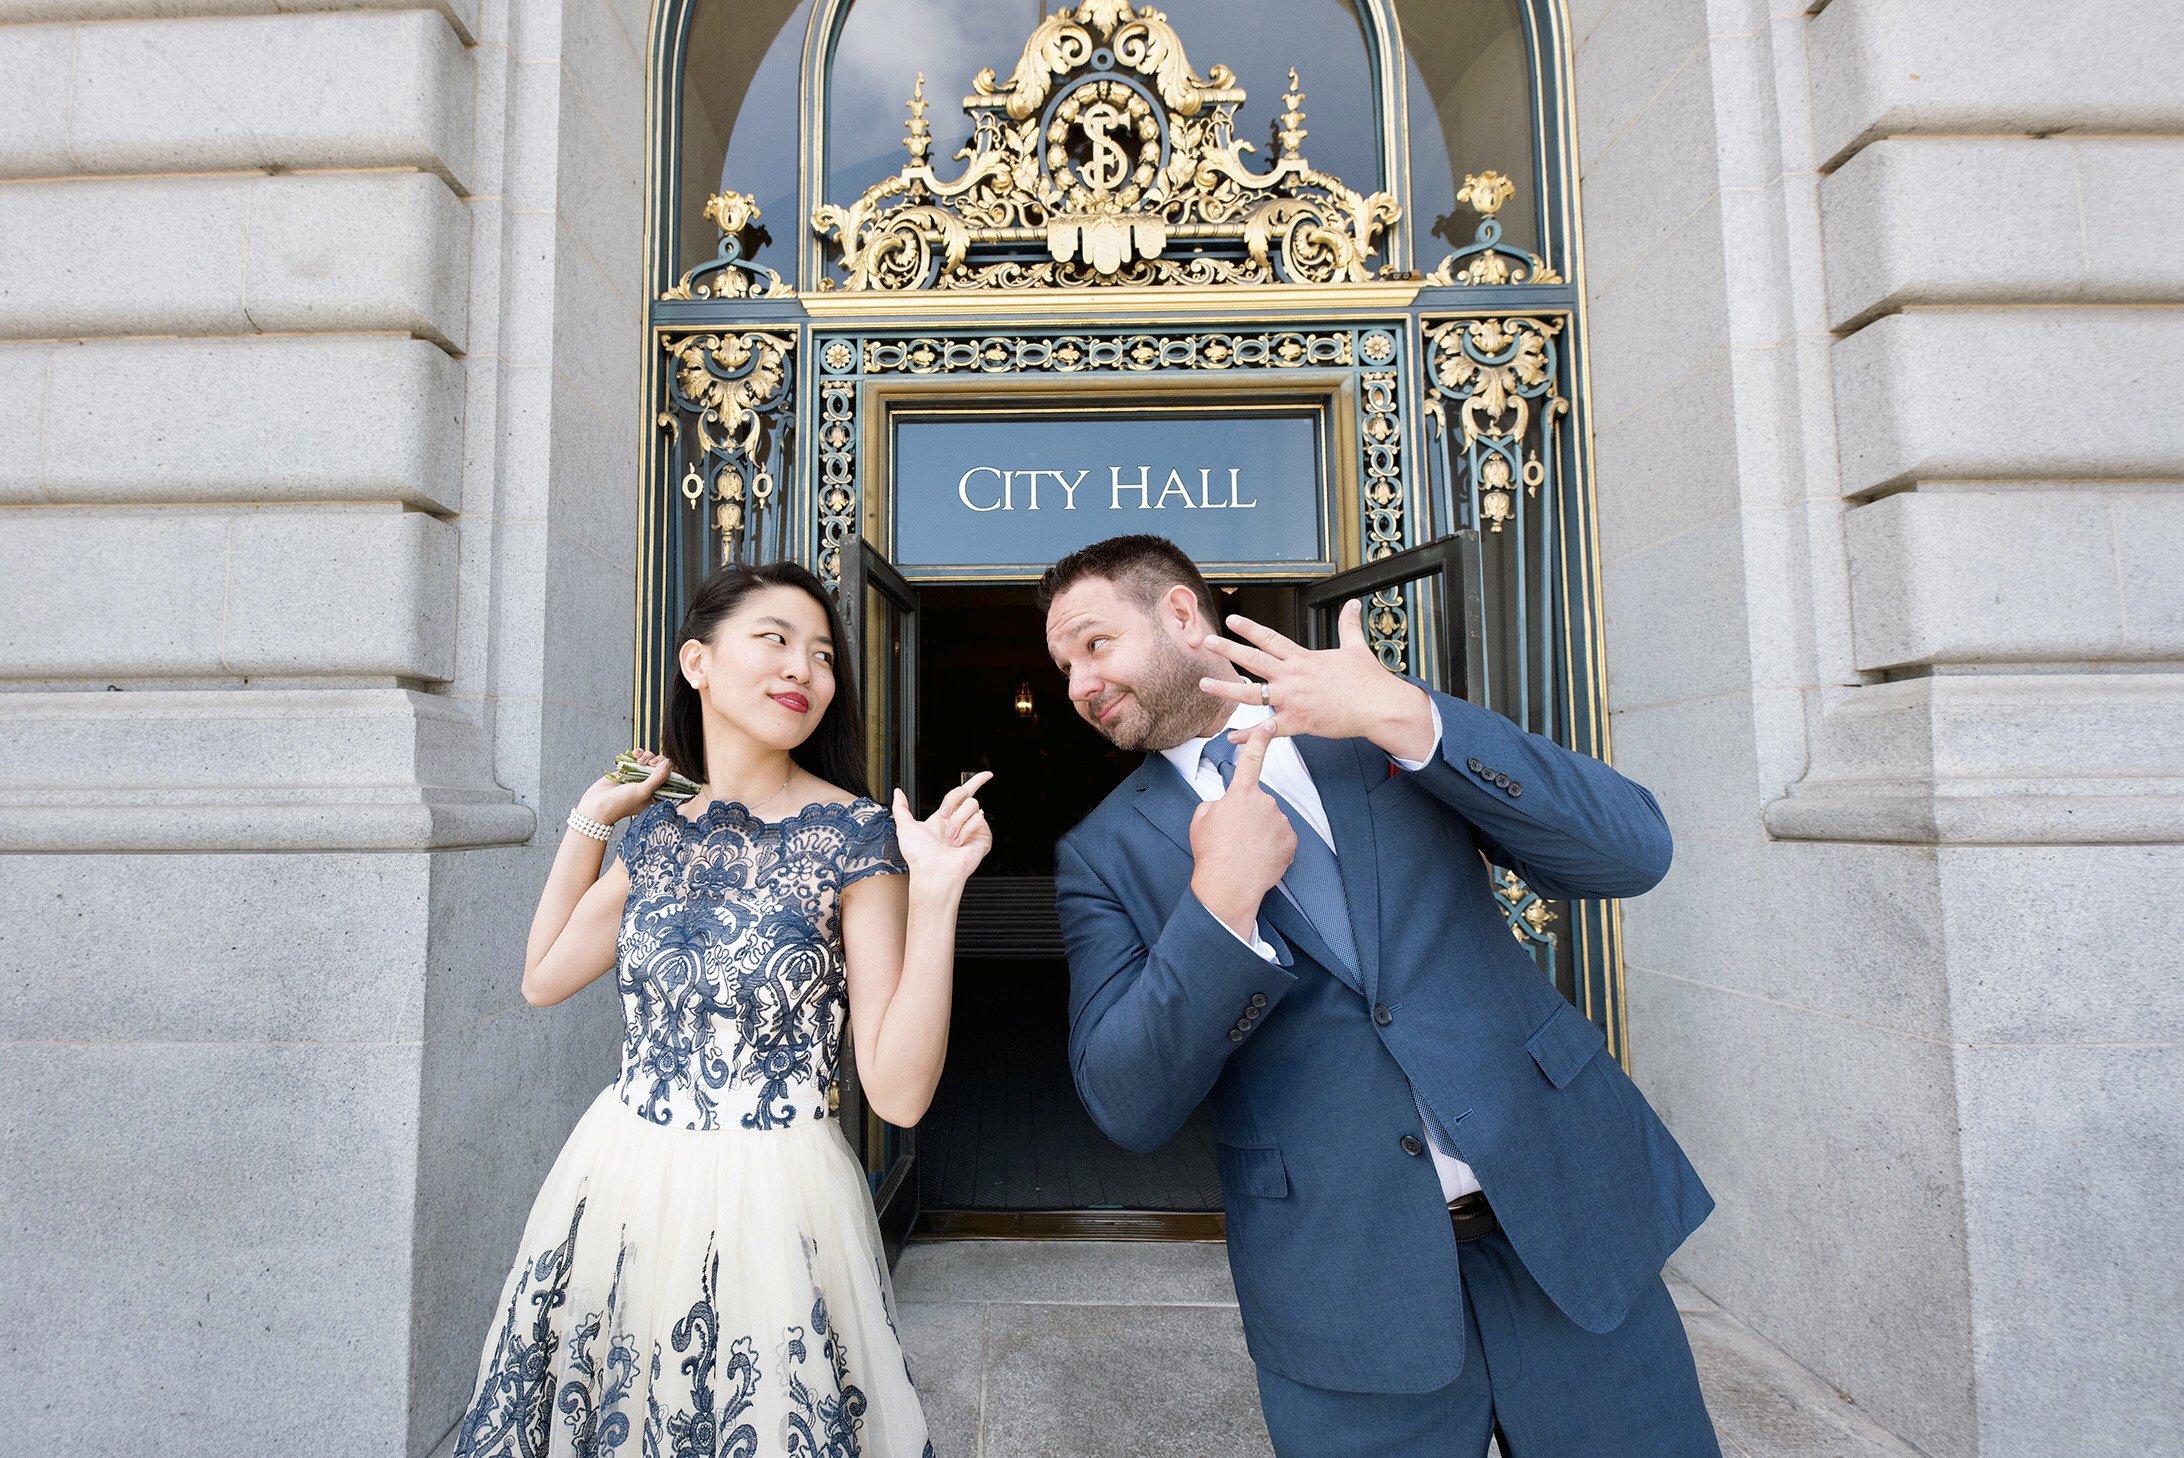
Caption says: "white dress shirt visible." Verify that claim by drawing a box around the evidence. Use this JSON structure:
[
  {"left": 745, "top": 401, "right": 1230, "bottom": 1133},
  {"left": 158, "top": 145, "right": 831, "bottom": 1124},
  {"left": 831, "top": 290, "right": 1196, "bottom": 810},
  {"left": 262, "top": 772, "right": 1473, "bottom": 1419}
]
[{"left": 1159, "top": 698, "right": 1483, "bottom": 1200}]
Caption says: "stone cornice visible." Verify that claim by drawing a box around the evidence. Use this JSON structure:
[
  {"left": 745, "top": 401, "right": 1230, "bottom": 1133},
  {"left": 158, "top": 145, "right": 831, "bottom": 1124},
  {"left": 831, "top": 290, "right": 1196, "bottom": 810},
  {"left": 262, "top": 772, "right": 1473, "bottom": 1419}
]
[
  {"left": 1764, "top": 673, "right": 2184, "bottom": 845},
  {"left": 0, "top": 688, "right": 536, "bottom": 853}
]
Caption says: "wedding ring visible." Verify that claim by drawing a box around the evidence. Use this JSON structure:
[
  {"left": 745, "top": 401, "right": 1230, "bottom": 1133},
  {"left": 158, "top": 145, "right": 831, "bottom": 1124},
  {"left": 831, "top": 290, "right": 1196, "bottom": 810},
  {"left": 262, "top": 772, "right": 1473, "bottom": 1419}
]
[{"left": 1258, "top": 681, "right": 1271, "bottom": 707}]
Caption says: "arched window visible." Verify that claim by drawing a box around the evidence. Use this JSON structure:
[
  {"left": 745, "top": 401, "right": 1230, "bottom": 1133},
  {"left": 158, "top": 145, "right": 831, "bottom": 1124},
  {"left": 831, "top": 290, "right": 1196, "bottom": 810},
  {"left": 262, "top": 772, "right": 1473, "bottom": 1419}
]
[
  {"left": 674, "top": 0, "right": 812, "bottom": 276},
  {"left": 823, "top": 0, "right": 1050, "bottom": 222},
  {"left": 1149, "top": 0, "right": 1384, "bottom": 197},
  {"left": 1397, "top": 0, "right": 1541, "bottom": 264},
  {"left": 819, "top": 0, "right": 1389, "bottom": 282}
]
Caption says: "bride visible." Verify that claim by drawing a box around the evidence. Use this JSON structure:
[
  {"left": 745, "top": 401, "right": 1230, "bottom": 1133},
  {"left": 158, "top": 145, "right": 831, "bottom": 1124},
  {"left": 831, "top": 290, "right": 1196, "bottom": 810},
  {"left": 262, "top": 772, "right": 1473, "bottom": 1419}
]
[{"left": 450, "top": 559, "right": 989, "bottom": 1458}]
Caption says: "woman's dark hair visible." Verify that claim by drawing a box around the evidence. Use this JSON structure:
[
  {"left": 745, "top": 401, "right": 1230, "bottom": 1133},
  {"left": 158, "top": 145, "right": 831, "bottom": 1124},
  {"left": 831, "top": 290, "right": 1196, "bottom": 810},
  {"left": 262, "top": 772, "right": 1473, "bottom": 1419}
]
[{"left": 662, "top": 561, "right": 870, "bottom": 800}]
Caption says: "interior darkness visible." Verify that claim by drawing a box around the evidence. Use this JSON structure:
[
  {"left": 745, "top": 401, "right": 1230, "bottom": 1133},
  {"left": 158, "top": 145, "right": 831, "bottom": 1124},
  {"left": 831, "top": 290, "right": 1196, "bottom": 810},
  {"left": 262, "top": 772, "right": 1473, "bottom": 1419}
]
[
  {"left": 913, "top": 584, "right": 1295, "bottom": 1214},
  {"left": 912, "top": 587, "right": 1133, "bottom": 875}
]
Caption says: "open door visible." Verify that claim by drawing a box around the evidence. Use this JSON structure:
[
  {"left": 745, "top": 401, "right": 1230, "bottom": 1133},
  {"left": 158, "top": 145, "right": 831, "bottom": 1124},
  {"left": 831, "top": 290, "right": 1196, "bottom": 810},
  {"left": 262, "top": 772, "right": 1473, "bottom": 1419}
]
[
  {"left": 1296, "top": 532, "right": 1570, "bottom": 1001},
  {"left": 837, "top": 538, "right": 922, "bottom": 1260},
  {"left": 1297, "top": 531, "right": 1485, "bottom": 702}
]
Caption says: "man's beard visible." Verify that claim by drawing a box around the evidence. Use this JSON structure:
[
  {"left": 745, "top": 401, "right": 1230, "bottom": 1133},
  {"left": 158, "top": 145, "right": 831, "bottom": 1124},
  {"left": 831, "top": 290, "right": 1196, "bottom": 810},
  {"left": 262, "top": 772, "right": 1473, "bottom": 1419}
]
[{"left": 1085, "top": 634, "right": 1224, "bottom": 752}]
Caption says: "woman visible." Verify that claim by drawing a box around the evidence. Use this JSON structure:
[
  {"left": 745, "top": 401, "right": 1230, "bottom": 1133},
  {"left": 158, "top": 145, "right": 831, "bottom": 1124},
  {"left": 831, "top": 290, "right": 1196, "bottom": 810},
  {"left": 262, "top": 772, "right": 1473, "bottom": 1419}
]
[{"left": 451, "top": 560, "right": 988, "bottom": 1458}]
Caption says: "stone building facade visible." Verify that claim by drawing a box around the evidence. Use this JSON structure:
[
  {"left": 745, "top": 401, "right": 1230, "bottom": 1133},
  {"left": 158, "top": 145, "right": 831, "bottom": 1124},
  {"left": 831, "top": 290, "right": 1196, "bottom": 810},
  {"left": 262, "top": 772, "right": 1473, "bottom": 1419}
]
[{"left": 0, "top": 1, "right": 2176, "bottom": 1456}]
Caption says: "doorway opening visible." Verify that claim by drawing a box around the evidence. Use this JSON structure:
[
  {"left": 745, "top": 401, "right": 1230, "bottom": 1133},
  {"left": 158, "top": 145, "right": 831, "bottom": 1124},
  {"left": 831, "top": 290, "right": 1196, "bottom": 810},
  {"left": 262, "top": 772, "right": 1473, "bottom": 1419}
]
[{"left": 909, "top": 582, "right": 1299, "bottom": 1238}]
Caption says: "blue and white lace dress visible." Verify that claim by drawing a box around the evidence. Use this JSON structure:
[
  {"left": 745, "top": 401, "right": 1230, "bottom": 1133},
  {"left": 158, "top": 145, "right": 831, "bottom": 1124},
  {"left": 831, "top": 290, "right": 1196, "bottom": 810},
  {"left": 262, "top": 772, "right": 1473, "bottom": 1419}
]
[{"left": 451, "top": 797, "right": 933, "bottom": 1458}]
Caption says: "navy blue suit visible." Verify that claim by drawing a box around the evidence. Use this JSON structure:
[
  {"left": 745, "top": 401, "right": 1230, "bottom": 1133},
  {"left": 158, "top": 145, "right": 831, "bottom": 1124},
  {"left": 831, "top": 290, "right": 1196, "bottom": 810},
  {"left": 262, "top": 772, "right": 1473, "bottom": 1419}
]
[{"left": 1056, "top": 688, "right": 1718, "bottom": 1453}]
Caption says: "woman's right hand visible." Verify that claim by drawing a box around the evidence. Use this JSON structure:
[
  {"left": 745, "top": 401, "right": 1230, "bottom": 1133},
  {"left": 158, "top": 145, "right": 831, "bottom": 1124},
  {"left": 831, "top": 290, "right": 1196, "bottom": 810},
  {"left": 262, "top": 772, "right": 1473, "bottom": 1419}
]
[{"left": 573, "top": 749, "right": 673, "bottom": 826}]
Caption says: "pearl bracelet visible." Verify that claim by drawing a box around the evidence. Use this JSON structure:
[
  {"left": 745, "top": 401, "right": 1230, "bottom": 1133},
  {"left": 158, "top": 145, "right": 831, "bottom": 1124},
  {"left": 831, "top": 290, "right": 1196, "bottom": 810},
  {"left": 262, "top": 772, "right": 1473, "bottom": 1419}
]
[{"left": 566, "top": 811, "right": 613, "bottom": 842}]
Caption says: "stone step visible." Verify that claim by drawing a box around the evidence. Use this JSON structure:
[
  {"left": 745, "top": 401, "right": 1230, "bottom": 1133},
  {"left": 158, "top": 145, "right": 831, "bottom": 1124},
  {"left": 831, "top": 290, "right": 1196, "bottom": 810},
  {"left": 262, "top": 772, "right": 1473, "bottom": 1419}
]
[{"left": 894, "top": 1240, "right": 1924, "bottom": 1458}]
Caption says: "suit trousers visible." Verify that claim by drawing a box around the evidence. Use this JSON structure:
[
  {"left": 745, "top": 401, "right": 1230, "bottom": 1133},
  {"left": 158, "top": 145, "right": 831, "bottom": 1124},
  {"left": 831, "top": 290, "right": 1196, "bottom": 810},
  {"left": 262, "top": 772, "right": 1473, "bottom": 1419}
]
[{"left": 1254, "top": 1232, "right": 1720, "bottom": 1458}]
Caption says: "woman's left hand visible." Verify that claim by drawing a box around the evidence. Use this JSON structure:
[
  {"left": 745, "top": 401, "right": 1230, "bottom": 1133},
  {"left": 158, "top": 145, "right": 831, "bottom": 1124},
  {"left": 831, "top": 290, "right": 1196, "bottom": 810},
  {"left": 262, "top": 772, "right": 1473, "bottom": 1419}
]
[{"left": 892, "top": 771, "right": 995, "bottom": 886}]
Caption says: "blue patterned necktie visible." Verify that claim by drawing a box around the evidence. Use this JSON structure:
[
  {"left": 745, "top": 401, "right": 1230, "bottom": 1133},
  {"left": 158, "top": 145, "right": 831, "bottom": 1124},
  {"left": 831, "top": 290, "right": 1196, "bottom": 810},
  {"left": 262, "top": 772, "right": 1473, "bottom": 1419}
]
[
  {"left": 1200, "top": 732, "right": 1466, "bottom": 1168},
  {"left": 1200, "top": 733, "right": 1360, "bottom": 983}
]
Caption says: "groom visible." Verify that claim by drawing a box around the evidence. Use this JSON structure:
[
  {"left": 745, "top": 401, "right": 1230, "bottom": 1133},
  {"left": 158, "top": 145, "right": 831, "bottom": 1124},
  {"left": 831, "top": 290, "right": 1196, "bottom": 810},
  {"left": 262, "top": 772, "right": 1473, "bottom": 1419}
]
[{"left": 1041, "top": 535, "right": 1719, "bottom": 1456}]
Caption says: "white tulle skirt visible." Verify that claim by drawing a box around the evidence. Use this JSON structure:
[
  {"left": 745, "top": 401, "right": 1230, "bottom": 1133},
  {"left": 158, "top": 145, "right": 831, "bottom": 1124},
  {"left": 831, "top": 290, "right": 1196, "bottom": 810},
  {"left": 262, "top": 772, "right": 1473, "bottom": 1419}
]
[{"left": 450, "top": 1087, "right": 931, "bottom": 1458}]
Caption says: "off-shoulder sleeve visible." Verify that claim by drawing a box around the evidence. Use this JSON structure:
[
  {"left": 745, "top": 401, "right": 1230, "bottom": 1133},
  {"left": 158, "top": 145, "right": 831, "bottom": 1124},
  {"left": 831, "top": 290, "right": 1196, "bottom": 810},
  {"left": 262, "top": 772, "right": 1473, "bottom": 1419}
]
[{"left": 838, "top": 800, "right": 908, "bottom": 887}]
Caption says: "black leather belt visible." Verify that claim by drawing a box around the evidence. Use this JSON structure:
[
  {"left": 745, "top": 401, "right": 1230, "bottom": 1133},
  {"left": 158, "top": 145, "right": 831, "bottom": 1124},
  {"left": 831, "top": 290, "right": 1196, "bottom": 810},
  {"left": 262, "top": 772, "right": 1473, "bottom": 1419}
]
[{"left": 1448, "top": 1191, "right": 1499, "bottom": 1242}]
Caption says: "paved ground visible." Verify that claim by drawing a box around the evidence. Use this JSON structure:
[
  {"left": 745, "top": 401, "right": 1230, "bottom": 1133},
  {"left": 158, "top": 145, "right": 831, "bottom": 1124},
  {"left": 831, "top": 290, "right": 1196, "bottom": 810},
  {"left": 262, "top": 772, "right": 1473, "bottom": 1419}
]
[{"left": 896, "top": 1240, "right": 1926, "bottom": 1458}]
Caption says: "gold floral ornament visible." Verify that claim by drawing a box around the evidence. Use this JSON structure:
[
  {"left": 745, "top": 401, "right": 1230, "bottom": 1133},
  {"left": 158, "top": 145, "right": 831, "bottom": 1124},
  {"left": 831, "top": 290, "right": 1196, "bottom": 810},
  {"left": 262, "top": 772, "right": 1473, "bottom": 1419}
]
[
  {"left": 811, "top": 2, "right": 1399, "bottom": 290},
  {"left": 1424, "top": 170, "right": 1562, "bottom": 288},
  {"left": 1421, "top": 315, "right": 1566, "bottom": 533},
  {"left": 657, "top": 331, "right": 792, "bottom": 560},
  {"left": 1456, "top": 171, "right": 1514, "bottom": 217},
  {"left": 662, "top": 191, "right": 795, "bottom": 301},
  {"left": 1492, "top": 867, "right": 1559, "bottom": 946}
]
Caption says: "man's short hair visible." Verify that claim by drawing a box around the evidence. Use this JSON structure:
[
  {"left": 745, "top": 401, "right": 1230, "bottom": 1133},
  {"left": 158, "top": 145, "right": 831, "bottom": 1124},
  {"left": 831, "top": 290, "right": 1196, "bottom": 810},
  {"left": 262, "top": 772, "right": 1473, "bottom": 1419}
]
[{"left": 1037, "top": 534, "right": 1222, "bottom": 629}]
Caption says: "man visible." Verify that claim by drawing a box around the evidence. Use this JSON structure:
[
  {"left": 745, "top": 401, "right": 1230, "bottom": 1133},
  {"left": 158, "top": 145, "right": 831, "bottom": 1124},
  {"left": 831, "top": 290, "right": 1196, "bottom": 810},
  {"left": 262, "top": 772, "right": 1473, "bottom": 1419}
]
[{"left": 1041, "top": 534, "right": 1718, "bottom": 1456}]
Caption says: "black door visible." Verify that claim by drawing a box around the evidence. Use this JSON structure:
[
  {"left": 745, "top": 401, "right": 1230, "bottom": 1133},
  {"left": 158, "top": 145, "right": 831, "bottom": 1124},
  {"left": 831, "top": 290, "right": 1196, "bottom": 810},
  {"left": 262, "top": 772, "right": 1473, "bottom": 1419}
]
[
  {"left": 837, "top": 538, "right": 921, "bottom": 1258},
  {"left": 1296, "top": 533, "right": 1571, "bottom": 1001},
  {"left": 1297, "top": 531, "right": 1485, "bottom": 702}
]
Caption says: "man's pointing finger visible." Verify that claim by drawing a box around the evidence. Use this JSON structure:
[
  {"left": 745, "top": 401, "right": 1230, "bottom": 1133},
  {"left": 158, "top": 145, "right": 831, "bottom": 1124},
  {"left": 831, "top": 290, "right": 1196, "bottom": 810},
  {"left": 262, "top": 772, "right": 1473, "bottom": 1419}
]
[{"left": 1227, "top": 722, "right": 1275, "bottom": 795}]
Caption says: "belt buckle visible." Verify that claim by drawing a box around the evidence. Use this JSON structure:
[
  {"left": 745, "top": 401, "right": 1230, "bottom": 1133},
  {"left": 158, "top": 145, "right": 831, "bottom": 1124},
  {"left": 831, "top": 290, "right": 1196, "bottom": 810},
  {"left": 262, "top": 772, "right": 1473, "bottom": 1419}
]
[{"left": 1447, "top": 1192, "right": 1498, "bottom": 1242}]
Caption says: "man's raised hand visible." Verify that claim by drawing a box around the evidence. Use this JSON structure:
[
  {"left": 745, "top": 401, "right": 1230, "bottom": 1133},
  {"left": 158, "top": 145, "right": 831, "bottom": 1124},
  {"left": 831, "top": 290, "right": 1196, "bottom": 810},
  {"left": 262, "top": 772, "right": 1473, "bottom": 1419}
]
[
  {"left": 1199, "top": 599, "right": 1438, "bottom": 762},
  {"left": 1187, "top": 723, "right": 1296, "bottom": 941}
]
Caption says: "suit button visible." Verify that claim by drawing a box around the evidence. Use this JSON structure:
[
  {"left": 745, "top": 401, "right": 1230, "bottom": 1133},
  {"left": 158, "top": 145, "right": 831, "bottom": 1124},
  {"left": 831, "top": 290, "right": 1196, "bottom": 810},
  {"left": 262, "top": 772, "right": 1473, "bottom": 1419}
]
[
  {"left": 1399, "top": 1134, "right": 1425, "bottom": 1157},
  {"left": 1243, "top": 1005, "right": 1259, "bottom": 1022},
  {"left": 1466, "top": 758, "right": 1484, "bottom": 773},
  {"left": 1228, "top": 1028, "right": 1244, "bottom": 1042},
  {"left": 1373, "top": 1003, "right": 1393, "bottom": 1026},
  {"left": 1249, "top": 992, "right": 1268, "bottom": 1009},
  {"left": 1508, "top": 782, "right": 1523, "bottom": 797}
]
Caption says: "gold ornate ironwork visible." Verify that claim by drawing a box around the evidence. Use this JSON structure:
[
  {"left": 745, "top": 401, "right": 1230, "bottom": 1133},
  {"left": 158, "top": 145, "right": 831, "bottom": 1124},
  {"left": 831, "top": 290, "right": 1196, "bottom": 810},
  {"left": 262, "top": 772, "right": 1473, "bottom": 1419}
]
[
  {"left": 810, "top": 3, "right": 1399, "bottom": 291},
  {"left": 1358, "top": 366, "right": 1408, "bottom": 667},
  {"left": 1492, "top": 866, "right": 1559, "bottom": 947},
  {"left": 662, "top": 191, "right": 794, "bottom": 301},
  {"left": 657, "top": 330, "right": 792, "bottom": 561},
  {"left": 809, "top": 325, "right": 1400, "bottom": 593},
  {"left": 1423, "top": 170, "right": 1562, "bottom": 287},
  {"left": 1421, "top": 315, "right": 1565, "bottom": 533},
  {"left": 854, "top": 329, "right": 1353, "bottom": 376},
  {"left": 816, "top": 381, "right": 858, "bottom": 587}
]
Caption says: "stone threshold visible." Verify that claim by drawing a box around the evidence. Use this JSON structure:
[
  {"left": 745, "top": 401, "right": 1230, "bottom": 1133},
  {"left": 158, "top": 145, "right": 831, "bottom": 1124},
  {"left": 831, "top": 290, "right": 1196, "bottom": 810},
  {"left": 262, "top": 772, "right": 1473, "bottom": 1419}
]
[{"left": 894, "top": 1239, "right": 1927, "bottom": 1458}]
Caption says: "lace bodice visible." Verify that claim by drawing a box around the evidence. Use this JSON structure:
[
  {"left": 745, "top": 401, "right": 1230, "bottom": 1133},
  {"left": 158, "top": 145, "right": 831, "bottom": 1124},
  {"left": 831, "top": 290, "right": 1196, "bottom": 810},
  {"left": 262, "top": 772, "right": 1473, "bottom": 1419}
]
[{"left": 612, "top": 796, "right": 906, "bottom": 1131}]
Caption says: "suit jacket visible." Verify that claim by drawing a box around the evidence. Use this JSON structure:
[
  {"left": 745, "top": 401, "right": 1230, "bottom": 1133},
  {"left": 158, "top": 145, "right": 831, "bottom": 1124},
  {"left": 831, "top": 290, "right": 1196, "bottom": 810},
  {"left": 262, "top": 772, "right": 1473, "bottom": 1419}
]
[{"left": 1054, "top": 687, "right": 1713, "bottom": 1394}]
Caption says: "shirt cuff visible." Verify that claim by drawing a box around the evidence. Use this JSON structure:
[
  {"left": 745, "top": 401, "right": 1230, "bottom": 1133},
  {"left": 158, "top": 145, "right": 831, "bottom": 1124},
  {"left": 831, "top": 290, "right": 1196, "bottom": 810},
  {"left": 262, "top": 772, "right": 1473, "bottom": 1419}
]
[
  {"left": 1214, "top": 911, "right": 1280, "bottom": 962},
  {"left": 1389, "top": 697, "right": 1445, "bottom": 773}
]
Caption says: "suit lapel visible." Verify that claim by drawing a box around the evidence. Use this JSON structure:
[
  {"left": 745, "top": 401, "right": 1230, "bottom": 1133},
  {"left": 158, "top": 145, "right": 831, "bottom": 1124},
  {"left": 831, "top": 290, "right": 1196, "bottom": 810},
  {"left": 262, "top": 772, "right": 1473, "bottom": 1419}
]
[
  {"left": 1134, "top": 751, "right": 1356, "bottom": 986},
  {"left": 1296, "top": 735, "right": 1384, "bottom": 1004},
  {"left": 1130, "top": 754, "right": 1196, "bottom": 855}
]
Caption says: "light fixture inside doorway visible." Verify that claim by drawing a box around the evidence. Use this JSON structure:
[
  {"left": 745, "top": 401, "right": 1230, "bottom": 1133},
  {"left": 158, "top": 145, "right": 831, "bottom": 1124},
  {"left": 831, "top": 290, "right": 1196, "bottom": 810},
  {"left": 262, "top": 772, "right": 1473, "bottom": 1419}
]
[{"left": 1014, "top": 681, "right": 1036, "bottom": 719}]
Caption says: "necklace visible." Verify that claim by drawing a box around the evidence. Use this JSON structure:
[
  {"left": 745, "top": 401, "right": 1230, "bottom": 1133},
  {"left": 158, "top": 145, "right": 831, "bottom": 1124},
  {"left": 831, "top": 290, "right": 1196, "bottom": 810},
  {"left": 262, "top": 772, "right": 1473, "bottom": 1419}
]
[{"left": 726, "top": 770, "right": 795, "bottom": 817}]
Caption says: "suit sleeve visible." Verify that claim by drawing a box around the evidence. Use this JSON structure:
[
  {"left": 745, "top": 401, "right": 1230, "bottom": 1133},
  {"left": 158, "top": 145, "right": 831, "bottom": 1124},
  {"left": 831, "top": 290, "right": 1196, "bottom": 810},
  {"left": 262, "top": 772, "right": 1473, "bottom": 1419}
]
[
  {"left": 1055, "top": 835, "right": 1298, "bottom": 1153},
  {"left": 1403, "top": 688, "right": 1673, "bottom": 901}
]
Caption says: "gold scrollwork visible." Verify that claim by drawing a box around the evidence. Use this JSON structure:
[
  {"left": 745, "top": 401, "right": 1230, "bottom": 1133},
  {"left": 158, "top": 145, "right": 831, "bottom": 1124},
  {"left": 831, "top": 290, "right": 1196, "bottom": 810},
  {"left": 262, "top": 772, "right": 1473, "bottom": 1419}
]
[
  {"left": 1420, "top": 316, "right": 1566, "bottom": 533},
  {"left": 809, "top": 326, "right": 1400, "bottom": 600},
  {"left": 1423, "top": 170, "right": 1563, "bottom": 288},
  {"left": 810, "top": 3, "right": 1398, "bottom": 291},
  {"left": 1491, "top": 867, "right": 1559, "bottom": 947},
  {"left": 855, "top": 330, "right": 1353, "bottom": 376},
  {"left": 662, "top": 191, "right": 795, "bottom": 302},
  {"left": 657, "top": 330, "right": 793, "bottom": 562},
  {"left": 816, "top": 382, "right": 858, "bottom": 588},
  {"left": 1358, "top": 367, "right": 1408, "bottom": 667}
]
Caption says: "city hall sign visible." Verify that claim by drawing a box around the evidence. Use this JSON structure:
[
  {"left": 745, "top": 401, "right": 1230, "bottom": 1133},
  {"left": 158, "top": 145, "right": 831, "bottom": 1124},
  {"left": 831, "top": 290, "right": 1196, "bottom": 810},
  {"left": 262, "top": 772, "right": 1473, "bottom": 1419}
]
[{"left": 884, "top": 404, "right": 1335, "bottom": 578}]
